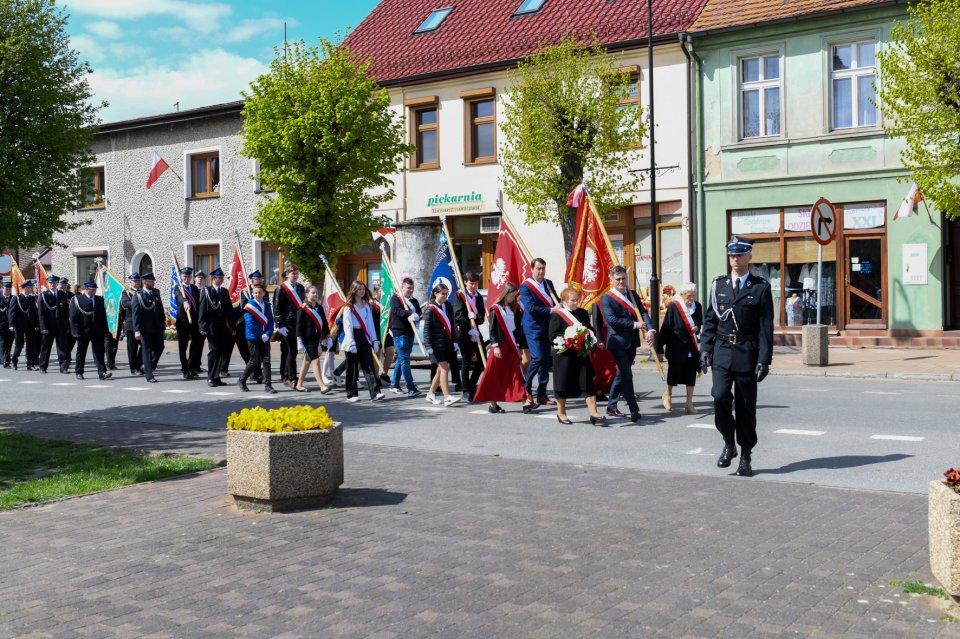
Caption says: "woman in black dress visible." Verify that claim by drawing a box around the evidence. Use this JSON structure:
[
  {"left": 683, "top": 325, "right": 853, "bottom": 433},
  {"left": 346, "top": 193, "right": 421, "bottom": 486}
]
[
  {"left": 549, "top": 287, "right": 605, "bottom": 426},
  {"left": 423, "top": 283, "right": 460, "bottom": 407},
  {"left": 655, "top": 282, "right": 703, "bottom": 414},
  {"left": 295, "top": 285, "right": 332, "bottom": 393}
]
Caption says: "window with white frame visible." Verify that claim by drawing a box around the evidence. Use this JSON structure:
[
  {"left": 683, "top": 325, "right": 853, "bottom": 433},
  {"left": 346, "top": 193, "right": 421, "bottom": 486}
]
[
  {"left": 740, "top": 54, "right": 781, "bottom": 139},
  {"left": 831, "top": 40, "right": 877, "bottom": 129}
]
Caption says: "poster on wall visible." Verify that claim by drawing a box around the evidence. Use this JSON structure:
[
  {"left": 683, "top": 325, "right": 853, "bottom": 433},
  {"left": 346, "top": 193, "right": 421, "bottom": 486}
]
[
  {"left": 730, "top": 209, "right": 779, "bottom": 235},
  {"left": 902, "top": 243, "right": 928, "bottom": 285}
]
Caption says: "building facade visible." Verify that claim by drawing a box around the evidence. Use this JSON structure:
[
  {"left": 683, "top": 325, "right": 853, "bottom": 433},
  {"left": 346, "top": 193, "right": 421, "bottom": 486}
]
[{"left": 692, "top": 0, "right": 960, "bottom": 337}]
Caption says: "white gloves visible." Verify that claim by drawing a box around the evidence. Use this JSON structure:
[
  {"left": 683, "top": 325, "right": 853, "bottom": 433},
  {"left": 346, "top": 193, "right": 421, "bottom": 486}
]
[
  {"left": 633, "top": 321, "right": 644, "bottom": 330},
  {"left": 297, "top": 339, "right": 304, "bottom": 352},
  {"left": 278, "top": 327, "right": 289, "bottom": 337},
  {"left": 261, "top": 333, "right": 270, "bottom": 343},
  {"left": 372, "top": 341, "right": 381, "bottom": 354},
  {"left": 410, "top": 313, "right": 420, "bottom": 322},
  {"left": 468, "top": 329, "right": 479, "bottom": 339},
  {"left": 426, "top": 347, "right": 434, "bottom": 355},
  {"left": 453, "top": 342, "right": 460, "bottom": 353},
  {"left": 493, "top": 347, "right": 502, "bottom": 358},
  {"left": 323, "top": 337, "right": 333, "bottom": 348},
  {"left": 468, "top": 312, "right": 476, "bottom": 320},
  {"left": 348, "top": 344, "right": 357, "bottom": 354}
]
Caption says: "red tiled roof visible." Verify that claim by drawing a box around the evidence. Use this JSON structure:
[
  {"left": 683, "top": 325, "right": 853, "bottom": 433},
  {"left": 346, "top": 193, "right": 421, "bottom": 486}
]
[
  {"left": 692, "top": 0, "right": 893, "bottom": 32},
  {"left": 344, "top": 0, "right": 709, "bottom": 85}
]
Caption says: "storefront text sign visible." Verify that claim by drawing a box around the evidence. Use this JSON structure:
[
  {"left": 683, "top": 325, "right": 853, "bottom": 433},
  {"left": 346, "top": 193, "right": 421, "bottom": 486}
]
[
  {"left": 428, "top": 192, "right": 486, "bottom": 215},
  {"left": 730, "top": 209, "right": 779, "bottom": 235},
  {"left": 843, "top": 203, "right": 885, "bottom": 229},
  {"left": 902, "top": 243, "right": 928, "bottom": 285}
]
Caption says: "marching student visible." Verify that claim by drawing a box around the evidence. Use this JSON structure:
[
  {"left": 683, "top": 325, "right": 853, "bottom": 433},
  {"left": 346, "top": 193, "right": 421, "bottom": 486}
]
[
  {"left": 549, "top": 287, "right": 606, "bottom": 425},
  {"left": 370, "top": 283, "right": 394, "bottom": 385},
  {"left": 238, "top": 270, "right": 266, "bottom": 384},
  {"left": 655, "top": 282, "right": 703, "bottom": 414},
  {"left": 57, "top": 278, "right": 75, "bottom": 367},
  {"left": 173, "top": 268, "right": 200, "bottom": 379},
  {"left": 519, "top": 258, "right": 560, "bottom": 406},
  {"left": 273, "top": 266, "right": 305, "bottom": 387},
  {"left": 295, "top": 285, "right": 332, "bottom": 394},
  {"left": 0, "top": 281, "right": 11, "bottom": 367},
  {"left": 453, "top": 271, "right": 485, "bottom": 401},
  {"left": 38, "top": 275, "right": 67, "bottom": 374},
  {"left": 221, "top": 274, "right": 251, "bottom": 379},
  {"left": 473, "top": 281, "right": 529, "bottom": 414},
  {"left": 130, "top": 273, "right": 165, "bottom": 383},
  {"left": 600, "top": 266, "right": 656, "bottom": 423},
  {"left": 120, "top": 273, "right": 144, "bottom": 375},
  {"left": 238, "top": 283, "right": 277, "bottom": 394},
  {"left": 69, "top": 281, "right": 110, "bottom": 380},
  {"left": 8, "top": 279, "right": 40, "bottom": 371},
  {"left": 388, "top": 276, "right": 422, "bottom": 397},
  {"left": 341, "top": 280, "right": 384, "bottom": 403},
  {"left": 198, "top": 267, "right": 232, "bottom": 387},
  {"left": 423, "top": 282, "right": 460, "bottom": 407}
]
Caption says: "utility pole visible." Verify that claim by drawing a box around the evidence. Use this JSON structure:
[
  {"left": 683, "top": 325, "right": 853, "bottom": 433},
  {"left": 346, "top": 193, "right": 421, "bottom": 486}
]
[{"left": 647, "top": 0, "right": 660, "bottom": 323}]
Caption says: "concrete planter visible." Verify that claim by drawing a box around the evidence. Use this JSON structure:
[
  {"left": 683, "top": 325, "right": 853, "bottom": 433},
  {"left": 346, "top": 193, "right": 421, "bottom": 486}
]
[
  {"left": 227, "top": 424, "right": 343, "bottom": 512},
  {"left": 929, "top": 479, "right": 960, "bottom": 596}
]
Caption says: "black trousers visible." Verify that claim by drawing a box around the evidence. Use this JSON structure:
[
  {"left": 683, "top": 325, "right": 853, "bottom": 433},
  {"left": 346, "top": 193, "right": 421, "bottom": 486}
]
[
  {"left": 63, "top": 331, "right": 75, "bottom": 363},
  {"left": 75, "top": 335, "right": 106, "bottom": 375},
  {"left": 139, "top": 331, "right": 164, "bottom": 380},
  {"left": 345, "top": 330, "right": 380, "bottom": 399},
  {"left": 125, "top": 329, "right": 143, "bottom": 372},
  {"left": 278, "top": 329, "right": 298, "bottom": 381},
  {"left": 221, "top": 328, "right": 250, "bottom": 373},
  {"left": 176, "top": 321, "right": 204, "bottom": 373},
  {"left": 206, "top": 334, "right": 227, "bottom": 381},
  {"left": 39, "top": 330, "right": 67, "bottom": 372},
  {"left": 607, "top": 345, "right": 639, "bottom": 414},
  {"left": 458, "top": 338, "right": 485, "bottom": 396},
  {"left": 11, "top": 327, "right": 40, "bottom": 366},
  {"left": 711, "top": 366, "right": 759, "bottom": 452},
  {"left": 105, "top": 333, "right": 118, "bottom": 367},
  {"left": 241, "top": 339, "right": 273, "bottom": 386},
  {"left": 0, "top": 327, "right": 10, "bottom": 364}
]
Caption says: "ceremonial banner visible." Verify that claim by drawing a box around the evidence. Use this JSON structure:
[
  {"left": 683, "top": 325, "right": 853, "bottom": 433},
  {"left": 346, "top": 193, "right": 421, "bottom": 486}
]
[
  {"left": 487, "top": 218, "right": 532, "bottom": 309},
  {"left": 227, "top": 246, "right": 247, "bottom": 307},
  {"left": 379, "top": 253, "right": 395, "bottom": 340},
  {"left": 565, "top": 184, "right": 618, "bottom": 309},
  {"left": 9, "top": 261, "right": 24, "bottom": 294},
  {"left": 96, "top": 266, "right": 125, "bottom": 338},
  {"left": 430, "top": 229, "right": 459, "bottom": 297},
  {"left": 34, "top": 260, "right": 49, "bottom": 292},
  {"left": 323, "top": 268, "right": 345, "bottom": 327},
  {"left": 170, "top": 264, "right": 181, "bottom": 320}
]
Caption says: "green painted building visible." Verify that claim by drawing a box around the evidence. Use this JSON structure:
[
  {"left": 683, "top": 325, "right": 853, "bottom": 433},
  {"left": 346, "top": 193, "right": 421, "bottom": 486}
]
[{"left": 689, "top": 0, "right": 960, "bottom": 338}]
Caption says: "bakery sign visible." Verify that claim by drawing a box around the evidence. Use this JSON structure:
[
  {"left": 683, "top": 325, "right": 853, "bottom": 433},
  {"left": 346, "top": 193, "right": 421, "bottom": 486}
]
[{"left": 428, "top": 191, "right": 490, "bottom": 215}]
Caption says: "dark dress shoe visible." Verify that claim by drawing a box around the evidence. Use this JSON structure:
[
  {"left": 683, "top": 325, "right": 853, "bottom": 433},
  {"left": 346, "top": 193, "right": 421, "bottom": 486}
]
[
  {"left": 99, "top": 372, "right": 112, "bottom": 380},
  {"left": 75, "top": 373, "right": 84, "bottom": 380},
  {"left": 735, "top": 453, "right": 753, "bottom": 477},
  {"left": 556, "top": 415, "right": 573, "bottom": 425},
  {"left": 606, "top": 408, "right": 624, "bottom": 418},
  {"left": 255, "top": 376, "right": 264, "bottom": 384},
  {"left": 146, "top": 378, "right": 158, "bottom": 383},
  {"left": 222, "top": 371, "right": 232, "bottom": 378},
  {"left": 629, "top": 412, "right": 642, "bottom": 423},
  {"left": 488, "top": 405, "right": 506, "bottom": 414},
  {"left": 239, "top": 381, "right": 250, "bottom": 392},
  {"left": 538, "top": 396, "right": 556, "bottom": 406},
  {"left": 11, "top": 361, "right": 17, "bottom": 370},
  {"left": 137, "top": 368, "right": 145, "bottom": 376},
  {"left": 108, "top": 364, "right": 118, "bottom": 370},
  {"left": 590, "top": 415, "right": 606, "bottom": 426},
  {"left": 264, "top": 386, "right": 278, "bottom": 394},
  {"left": 717, "top": 444, "right": 738, "bottom": 468},
  {"left": 40, "top": 369, "right": 47, "bottom": 374}
]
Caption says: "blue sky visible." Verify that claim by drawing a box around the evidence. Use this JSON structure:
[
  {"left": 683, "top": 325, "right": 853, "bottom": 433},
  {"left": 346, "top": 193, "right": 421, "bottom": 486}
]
[{"left": 63, "top": 0, "right": 382, "bottom": 123}]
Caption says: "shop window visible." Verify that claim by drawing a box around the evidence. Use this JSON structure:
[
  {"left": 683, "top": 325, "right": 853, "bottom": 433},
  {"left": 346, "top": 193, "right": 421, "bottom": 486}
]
[
  {"left": 190, "top": 152, "right": 220, "bottom": 198},
  {"left": 616, "top": 72, "right": 641, "bottom": 139},
  {"left": 466, "top": 97, "right": 496, "bottom": 164},
  {"left": 740, "top": 54, "right": 781, "bottom": 139},
  {"left": 260, "top": 243, "right": 283, "bottom": 289},
  {"left": 411, "top": 105, "right": 439, "bottom": 170},
  {"left": 75, "top": 253, "right": 106, "bottom": 286},
  {"left": 783, "top": 237, "right": 837, "bottom": 327},
  {"left": 192, "top": 245, "right": 220, "bottom": 274},
  {"left": 831, "top": 41, "right": 877, "bottom": 130},
  {"left": 82, "top": 166, "right": 106, "bottom": 208}
]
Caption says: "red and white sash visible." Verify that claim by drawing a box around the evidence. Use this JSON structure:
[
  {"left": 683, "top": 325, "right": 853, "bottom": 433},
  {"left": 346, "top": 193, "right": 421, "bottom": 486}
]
[
  {"left": 458, "top": 290, "right": 479, "bottom": 315},
  {"left": 429, "top": 303, "right": 453, "bottom": 341},
  {"left": 349, "top": 303, "right": 375, "bottom": 342},
  {"left": 304, "top": 304, "right": 326, "bottom": 333},
  {"left": 491, "top": 304, "right": 519, "bottom": 353},
  {"left": 244, "top": 299, "right": 269, "bottom": 327},
  {"left": 522, "top": 277, "right": 552, "bottom": 307},
  {"left": 394, "top": 292, "right": 411, "bottom": 311},
  {"left": 281, "top": 281, "right": 303, "bottom": 309},
  {"left": 674, "top": 298, "right": 699, "bottom": 354},
  {"left": 607, "top": 288, "right": 641, "bottom": 321},
  {"left": 551, "top": 307, "right": 582, "bottom": 329}
]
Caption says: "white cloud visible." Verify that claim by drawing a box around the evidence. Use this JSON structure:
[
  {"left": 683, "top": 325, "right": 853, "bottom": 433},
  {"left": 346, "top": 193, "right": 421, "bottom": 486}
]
[
  {"left": 90, "top": 49, "right": 267, "bottom": 122},
  {"left": 86, "top": 20, "right": 122, "bottom": 39},
  {"left": 65, "top": 0, "right": 232, "bottom": 33},
  {"left": 223, "top": 18, "right": 293, "bottom": 44},
  {"left": 70, "top": 33, "right": 105, "bottom": 63}
]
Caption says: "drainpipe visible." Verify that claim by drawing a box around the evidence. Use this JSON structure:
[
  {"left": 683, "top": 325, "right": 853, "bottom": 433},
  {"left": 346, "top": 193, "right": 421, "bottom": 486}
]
[
  {"left": 686, "top": 35, "right": 709, "bottom": 296},
  {"left": 400, "top": 86, "right": 408, "bottom": 222},
  {"left": 679, "top": 33, "right": 696, "bottom": 289}
]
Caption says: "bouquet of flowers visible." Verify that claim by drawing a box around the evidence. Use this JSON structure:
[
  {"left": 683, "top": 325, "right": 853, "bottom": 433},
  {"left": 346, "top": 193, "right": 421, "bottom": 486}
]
[
  {"left": 553, "top": 325, "right": 596, "bottom": 358},
  {"left": 945, "top": 467, "right": 960, "bottom": 494}
]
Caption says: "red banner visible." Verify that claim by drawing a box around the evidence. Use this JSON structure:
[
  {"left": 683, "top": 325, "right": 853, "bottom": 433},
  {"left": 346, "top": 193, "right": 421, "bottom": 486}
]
[
  {"left": 227, "top": 247, "right": 247, "bottom": 307},
  {"left": 323, "top": 271, "right": 345, "bottom": 327},
  {"left": 487, "top": 219, "right": 532, "bottom": 309},
  {"left": 565, "top": 185, "right": 617, "bottom": 310}
]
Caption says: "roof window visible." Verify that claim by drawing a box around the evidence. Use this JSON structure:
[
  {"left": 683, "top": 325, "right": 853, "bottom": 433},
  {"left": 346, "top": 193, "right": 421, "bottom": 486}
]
[
  {"left": 514, "top": 0, "right": 547, "bottom": 15},
  {"left": 415, "top": 7, "right": 453, "bottom": 33}
]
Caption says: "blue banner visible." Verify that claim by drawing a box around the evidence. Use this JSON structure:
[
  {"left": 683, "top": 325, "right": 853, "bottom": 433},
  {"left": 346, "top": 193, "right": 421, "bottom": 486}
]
[
  {"left": 430, "top": 229, "right": 459, "bottom": 298},
  {"left": 170, "top": 264, "right": 181, "bottom": 321}
]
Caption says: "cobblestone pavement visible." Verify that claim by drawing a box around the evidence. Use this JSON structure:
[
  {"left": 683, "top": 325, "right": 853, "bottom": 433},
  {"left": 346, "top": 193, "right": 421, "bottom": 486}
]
[{"left": 2, "top": 442, "right": 956, "bottom": 639}]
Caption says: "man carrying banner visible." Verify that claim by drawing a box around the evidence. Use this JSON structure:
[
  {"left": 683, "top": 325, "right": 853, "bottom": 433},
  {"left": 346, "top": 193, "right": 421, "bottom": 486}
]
[
  {"left": 273, "top": 265, "right": 305, "bottom": 387},
  {"left": 239, "top": 283, "right": 277, "bottom": 394},
  {"left": 239, "top": 270, "right": 266, "bottom": 384},
  {"left": 38, "top": 275, "right": 67, "bottom": 374},
  {"left": 120, "top": 273, "right": 144, "bottom": 375},
  {"left": 454, "top": 271, "right": 486, "bottom": 401},
  {"left": 222, "top": 246, "right": 251, "bottom": 378},
  {"left": 131, "top": 273, "right": 165, "bottom": 383},
  {"left": 388, "top": 276, "right": 422, "bottom": 397},
  {"left": 198, "top": 267, "right": 232, "bottom": 387},
  {"left": 57, "top": 278, "right": 75, "bottom": 367},
  {"left": 520, "top": 258, "right": 560, "bottom": 406},
  {"left": 9, "top": 279, "right": 40, "bottom": 371},
  {"left": 69, "top": 281, "right": 110, "bottom": 380},
  {"left": 173, "top": 267, "right": 202, "bottom": 380}
]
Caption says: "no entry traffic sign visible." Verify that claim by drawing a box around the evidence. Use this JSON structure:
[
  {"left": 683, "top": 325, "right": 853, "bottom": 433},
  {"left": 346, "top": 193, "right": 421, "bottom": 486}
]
[{"left": 810, "top": 198, "right": 837, "bottom": 246}]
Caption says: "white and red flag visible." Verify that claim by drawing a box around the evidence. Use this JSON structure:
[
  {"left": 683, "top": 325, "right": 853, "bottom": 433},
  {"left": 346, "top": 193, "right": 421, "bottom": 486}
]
[
  {"left": 146, "top": 152, "right": 170, "bottom": 189},
  {"left": 894, "top": 182, "right": 923, "bottom": 220},
  {"left": 486, "top": 218, "right": 532, "bottom": 309},
  {"left": 323, "top": 268, "right": 346, "bottom": 327},
  {"left": 565, "top": 184, "right": 618, "bottom": 309},
  {"left": 34, "top": 260, "right": 49, "bottom": 292},
  {"left": 227, "top": 246, "right": 247, "bottom": 307}
]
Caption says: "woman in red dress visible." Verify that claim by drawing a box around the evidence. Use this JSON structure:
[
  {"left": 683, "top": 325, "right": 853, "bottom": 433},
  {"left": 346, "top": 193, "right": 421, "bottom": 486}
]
[{"left": 474, "top": 282, "right": 533, "bottom": 414}]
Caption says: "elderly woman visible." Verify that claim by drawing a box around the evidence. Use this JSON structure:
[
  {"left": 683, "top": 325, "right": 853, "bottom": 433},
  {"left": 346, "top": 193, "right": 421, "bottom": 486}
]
[{"left": 655, "top": 282, "right": 703, "bottom": 414}]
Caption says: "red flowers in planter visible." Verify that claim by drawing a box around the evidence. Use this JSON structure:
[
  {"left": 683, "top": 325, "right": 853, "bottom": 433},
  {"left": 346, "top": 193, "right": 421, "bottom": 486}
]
[{"left": 945, "top": 468, "right": 960, "bottom": 493}]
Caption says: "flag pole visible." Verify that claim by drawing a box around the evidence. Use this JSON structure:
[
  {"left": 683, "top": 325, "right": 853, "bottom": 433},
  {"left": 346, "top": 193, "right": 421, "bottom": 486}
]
[
  {"left": 233, "top": 230, "right": 254, "bottom": 298},
  {"left": 381, "top": 247, "right": 428, "bottom": 357},
  {"left": 439, "top": 216, "right": 487, "bottom": 367},
  {"left": 170, "top": 251, "right": 193, "bottom": 324},
  {"left": 321, "top": 255, "right": 382, "bottom": 374}
]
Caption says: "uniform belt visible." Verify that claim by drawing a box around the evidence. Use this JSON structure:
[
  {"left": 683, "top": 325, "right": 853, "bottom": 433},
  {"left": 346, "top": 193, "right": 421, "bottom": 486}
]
[{"left": 717, "top": 332, "right": 758, "bottom": 345}]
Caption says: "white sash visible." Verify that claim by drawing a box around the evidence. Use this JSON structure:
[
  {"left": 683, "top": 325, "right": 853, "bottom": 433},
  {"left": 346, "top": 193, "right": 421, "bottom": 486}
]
[
  {"left": 281, "top": 281, "right": 303, "bottom": 308},
  {"left": 429, "top": 303, "right": 453, "bottom": 340},
  {"left": 244, "top": 299, "right": 269, "bottom": 327},
  {"left": 459, "top": 290, "right": 479, "bottom": 315},
  {"left": 349, "top": 303, "right": 376, "bottom": 342},
  {"left": 304, "top": 304, "right": 325, "bottom": 332},
  {"left": 491, "top": 304, "right": 518, "bottom": 352},
  {"left": 522, "top": 277, "right": 552, "bottom": 306}
]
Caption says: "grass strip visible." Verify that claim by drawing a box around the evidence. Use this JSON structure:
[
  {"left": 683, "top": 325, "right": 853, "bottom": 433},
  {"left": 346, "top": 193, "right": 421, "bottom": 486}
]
[{"left": 0, "top": 431, "right": 220, "bottom": 509}]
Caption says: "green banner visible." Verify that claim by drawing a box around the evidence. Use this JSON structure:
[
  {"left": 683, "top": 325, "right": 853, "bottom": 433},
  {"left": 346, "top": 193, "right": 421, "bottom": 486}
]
[
  {"left": 379, "top": 254, "right": 395, "bottom": 340},
  {"left": 98, "top": 267, "right": 125, "bottom": 338}
]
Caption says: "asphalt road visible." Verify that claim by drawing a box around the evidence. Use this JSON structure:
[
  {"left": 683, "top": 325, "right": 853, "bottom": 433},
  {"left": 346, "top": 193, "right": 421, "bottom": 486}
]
[{"left": 1, "top": 350, "right": 955, "bottom": 495}]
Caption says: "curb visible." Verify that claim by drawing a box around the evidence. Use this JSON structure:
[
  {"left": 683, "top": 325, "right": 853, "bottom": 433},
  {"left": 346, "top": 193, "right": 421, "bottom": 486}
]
[{"left": 633, "top": 362, "right": 960, "bottom": 382}]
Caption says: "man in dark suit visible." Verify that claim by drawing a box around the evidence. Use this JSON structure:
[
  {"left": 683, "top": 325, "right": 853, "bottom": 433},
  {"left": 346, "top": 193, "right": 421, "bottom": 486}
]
[
  {"left": 700, "top": 236, "right": 774, "bottom": 477},
  {"left": 198, "top": 267, "right": 232, "bottom": 387},
  {"left": 600, "top": 266, "right": 656, "bottom": 423},
  {"left": 0, "top": 280, "right": 13, "bottom": 367},
  {"left": 519, "top": 258, "right": 560, "bottom": 405},
  {"left": 388, "top": 276, "right": 422, "bottom": 397},
  {"left": 57, "top": 278, "right": 75, "bottom": 366},
  {"left": 453, "top": 271, "right": 486, "bottom": 401},
  {"left": 173, "top": 267, "right": 201, "bottom": 379},
  {"left": 8, "top": 279, "right": 40, "bottom": 371},
  {"left": 120, "top": 273, "right": 144, "bottom": 375},
  {"left": 69, "top": 281, "right": 111, "bottom": 380},
  {"left": 273, "top": 265, "right": 305, "bottom": 386},
  {"left": 38, "top": 275, "right": 67, "bottom": 373},
  {"left": 131, "top": 273, "right": 165, "bottom": 383}
]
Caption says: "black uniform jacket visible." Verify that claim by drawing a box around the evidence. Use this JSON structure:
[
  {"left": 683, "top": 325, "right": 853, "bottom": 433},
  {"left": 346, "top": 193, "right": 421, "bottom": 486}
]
[
  {"left": 69, "top": 294, "right": 108, "bottom": 338},
  {"left": 173, "top": 284, "right": 200, "bottom": 325},
  {"left": 296, "top": 303, "right": 329, "bottom": 344},
  {"left": 273, "top": 282, "right": 305, "bottom": 331},
  {"left": 38, "top": 290, "right": 61, "bottom": 333},
  {"left": 389, "top": 295, "right": 421, "bottom": 338},
  {"left": 120, "top": 290, "right": 137, "bottom": 332},
  {"left": 453, "top": 290, "right": 485, "bottom": 342},
  {"left": 198, "top": 286, "right": 232, "bottom": 337},
  {"left": 0, "top": 293, "right": 10, "bottom": 331},
  {"left": 700, "top": 272, "right": 774, "bottom": 373},
  {"left": 598, "top": 290, "right": 654, "bottom": 350},
  {"left": 655, "top": 301, "right": 703, "bottom": 363},
  {"left": 8, "top": 294, "right": 38, "bottom": 331},
  {"left": 131, "top": 289, "right": 166, "bottom": 334},
  {"left": 423, "top": 300, "right": 457, "bottom": 353}
]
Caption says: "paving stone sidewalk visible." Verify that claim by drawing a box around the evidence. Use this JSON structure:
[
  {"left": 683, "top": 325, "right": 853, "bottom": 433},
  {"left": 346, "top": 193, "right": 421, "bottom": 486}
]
[{"left": 1, "top": 442, "right": 956, "bottom": 639}]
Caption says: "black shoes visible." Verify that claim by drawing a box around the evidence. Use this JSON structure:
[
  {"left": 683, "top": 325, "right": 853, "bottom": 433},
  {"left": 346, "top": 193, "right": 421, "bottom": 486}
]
[
  {"left": 590, "top": 415, "right": 607, "bottom": 426},
  {"left": 98, "top": 372, "right": 112, "bottom": 380},
  {"left": 239, "top": 379, "right": 250, "bottom": 392},
  {"left": 629, "top": 412, "right": 642, "bottom": 423},
  {"left": 488, "top": 405, "right": 506, "bottom": 414},
  {"left": 735, "top": 453, "right": 753, "bottom": 477},
  {"left": 556, "top": 415, "right": 573, "bottom": 425},
  {"left": 264, "top": 385, "right": 277, "bottom": 394},
  {"left": 146, "top": 378, "right": 158, "bottom": 384},
  {"left": 75, "top": 373, "right": 84, "bottom": 380},
  {"left": 606, "top": 408, "right": 624, "bottom": 418},
  {"left": 208, "top": 379, "right": 226, "bottom": 387},
  {"left": 717, "top": 444, "right": 738, "bottom": 468}
]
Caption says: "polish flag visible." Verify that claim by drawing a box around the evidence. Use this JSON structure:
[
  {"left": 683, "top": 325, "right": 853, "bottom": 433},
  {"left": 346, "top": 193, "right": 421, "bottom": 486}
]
[
  {"left": 146, "top": 152, "right": 170, "bottom": 189},
  {"left": 227, "top": 246, "right": 247, "bottom": 307},
  {"left": 894, "top": 182, "right": 923, "bottom": 220},
  {"left": 486, "top": 218, "right": 532, "bottom": 310},
  {"left": 323, "top": 269, "right": 346, "bottom": 327}
]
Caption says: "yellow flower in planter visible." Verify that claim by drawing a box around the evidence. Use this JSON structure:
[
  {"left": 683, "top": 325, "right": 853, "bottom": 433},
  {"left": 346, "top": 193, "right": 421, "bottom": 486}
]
[{"left": 226, "top": 405, "right": 335, "bottom": 433}]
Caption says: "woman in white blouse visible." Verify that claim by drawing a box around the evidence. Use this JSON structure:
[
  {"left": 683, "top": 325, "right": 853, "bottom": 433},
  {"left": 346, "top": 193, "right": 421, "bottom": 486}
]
[{"left": 341, "top": 280, "right": 384, "bottom": 403}]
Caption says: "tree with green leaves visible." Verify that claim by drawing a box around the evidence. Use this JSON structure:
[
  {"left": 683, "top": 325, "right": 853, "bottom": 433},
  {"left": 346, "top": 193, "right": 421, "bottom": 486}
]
[
  {"left": 0, "top": 0, "right": 102, "bottom": 249},
  {"left": 241, "top": 38, "right": 413, "bottom": 280},
  {"left": 500, "top": 37, "right": 648, "bottom": 256},
  {"left": 877, "top": 0, "right": 960, "bottom": 219}
]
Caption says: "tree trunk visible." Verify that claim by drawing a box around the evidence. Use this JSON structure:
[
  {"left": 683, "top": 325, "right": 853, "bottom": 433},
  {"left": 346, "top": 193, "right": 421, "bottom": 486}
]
[{"left": 556, "top": 201, "right": 577, "bottom": 265}]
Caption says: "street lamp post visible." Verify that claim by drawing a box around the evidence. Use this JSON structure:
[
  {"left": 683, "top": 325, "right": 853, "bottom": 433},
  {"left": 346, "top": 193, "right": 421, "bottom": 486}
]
[{"left": 647, "top": 0, "right": 660, "bottom": 325}]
